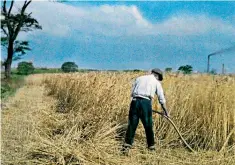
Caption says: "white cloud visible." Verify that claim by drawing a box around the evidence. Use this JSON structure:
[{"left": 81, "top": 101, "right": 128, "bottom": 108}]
[
  {"left": 154, "top": 14, "right": 235, "bottom": 36},
  {"left": 13, "top": 1, "right": 235, "bottom": 37}
]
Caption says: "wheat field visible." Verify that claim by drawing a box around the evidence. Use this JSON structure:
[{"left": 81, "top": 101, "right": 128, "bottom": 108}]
[{"left": 1, "top": 72, "right": 235, "bottom": 164}]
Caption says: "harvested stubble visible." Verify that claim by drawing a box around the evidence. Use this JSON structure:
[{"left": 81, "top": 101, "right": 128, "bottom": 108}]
[{"left": 2, "top": 72, "right": 235, "bottom": 165}]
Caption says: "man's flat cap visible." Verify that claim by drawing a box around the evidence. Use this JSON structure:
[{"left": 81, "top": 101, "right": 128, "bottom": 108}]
[{"left": 151, "top": 68, "right": 163, "bottom": 81}]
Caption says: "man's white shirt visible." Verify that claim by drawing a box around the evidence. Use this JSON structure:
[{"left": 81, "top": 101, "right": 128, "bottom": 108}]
[{"left": 131, "top": 74, "right": 166, "bottom": 104}]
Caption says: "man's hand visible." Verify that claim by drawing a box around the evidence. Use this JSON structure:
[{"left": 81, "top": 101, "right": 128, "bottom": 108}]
[
  {"left": 163, "top": 110, "right": 170, "bottom": 118},
  {"left": 161, "top": 103, "right": 170, "bottom": 118}
]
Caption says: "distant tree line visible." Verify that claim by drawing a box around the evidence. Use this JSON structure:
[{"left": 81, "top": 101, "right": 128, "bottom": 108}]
[
  {"left": 164, "top": 65, "right": 193, "bottom": 74},
  {"left": 5, "top": 59, "right": 220, "bottom": 76},
  {"left": 5, "top": 61, "right": 79, "bottom": 75}
]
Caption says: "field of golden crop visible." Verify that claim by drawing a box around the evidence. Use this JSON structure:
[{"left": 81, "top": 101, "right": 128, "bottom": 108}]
[{"left": 2, "top": 72, "right": 235, "bottom": 165}]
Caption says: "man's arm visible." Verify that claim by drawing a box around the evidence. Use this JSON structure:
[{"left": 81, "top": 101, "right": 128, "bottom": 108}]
[
  {"left": 155, "top": 82, "right": 169, "bottom": 117},
  {"left": 131, "top": 79, "right": 137, "bottom": 97}
]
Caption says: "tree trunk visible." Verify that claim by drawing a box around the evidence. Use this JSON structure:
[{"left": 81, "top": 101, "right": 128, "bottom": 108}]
[{"left": 5, "top": 40, "right": 14, "bottom": 79}]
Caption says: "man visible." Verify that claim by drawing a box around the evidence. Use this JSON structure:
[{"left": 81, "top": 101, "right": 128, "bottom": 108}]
[{"left": 122, "top": 68, "right": 169, "bottom": 154}]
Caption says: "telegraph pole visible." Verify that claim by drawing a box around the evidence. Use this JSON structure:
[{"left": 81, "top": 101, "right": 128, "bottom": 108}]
[
  {"left": 207, "top": 55, "right": 210, "bottom": 73},
  {"left": 222, "top": 63, "right": 225, "bottom": 74}
]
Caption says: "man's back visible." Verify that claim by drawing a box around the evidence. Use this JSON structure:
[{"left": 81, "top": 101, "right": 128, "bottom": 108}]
[{"left": 131, "top": 74, "right": 166, "bottom": 104}]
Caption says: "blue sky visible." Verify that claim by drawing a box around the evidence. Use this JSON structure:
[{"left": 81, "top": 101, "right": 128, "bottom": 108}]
[{"left": 1, "top": 1, "right": 235, "bottom": 73}]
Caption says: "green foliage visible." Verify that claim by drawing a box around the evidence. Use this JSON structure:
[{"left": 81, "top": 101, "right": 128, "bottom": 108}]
[
  {"left": 17, "top": 61, "right": 34, "bottom": 75},
  {"left": 33, "top": 68, "right": 62, "bottom": 74},
  {"left": 13, "top": 41, "right": 31, "bottom": 61},
  {"left": 133, "top": 69, "right": 142, "bottom": 72},
  {"left": 165, "top": 67, "right": 172, "bottom": 72},
  {"left": 210, "top": 69, "right": 217, "bottom": 75},
  {"left": 61, "top": 62, "right": 78, "bottom": 73},
  {"left": 123, "top": 69, "right": 143, "bottom": 72},
  {"left": 178, "top": 65, "right": 193, "bottom": 74},
  {"left": 1, "top": 84, "right": 11, "bottom": 99},
  {"left": 1, "top": 37, "right": 8, "bottom": 46},
  {"left": 1, "top": 60, "right": 4, "bottom": 67},
  {"left": 1, "top": 74, "right": 25, "bottom": 99}
]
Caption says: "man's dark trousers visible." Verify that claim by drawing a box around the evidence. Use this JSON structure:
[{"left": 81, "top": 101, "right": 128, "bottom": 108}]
[{"left": 125, "top": 97, "right": 154, "bottom": 147}]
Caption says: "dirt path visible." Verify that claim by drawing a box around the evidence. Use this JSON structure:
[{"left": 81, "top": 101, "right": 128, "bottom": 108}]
[{"left": 1, "top": 75, "right": 55, "bottom": 164}]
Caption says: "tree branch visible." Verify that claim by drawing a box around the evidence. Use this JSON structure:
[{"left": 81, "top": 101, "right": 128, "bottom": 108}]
[
  {"left": 13, "top": 0, "right": 32, "bottom": 40},
  {"left": 2, "top": 0, "right": 7, "bottom": 13},
  {"left": 21, "top": 0, "right": 31, "bottom": 14},
  {"left": 1, "top": 27, "right": 8, "bottom": 36},
  {"left": 2, "top": 0, "right": 15, "bottom": 38},
  {"left": 8, "top": 1, "right": 14, "bottom": 17}
]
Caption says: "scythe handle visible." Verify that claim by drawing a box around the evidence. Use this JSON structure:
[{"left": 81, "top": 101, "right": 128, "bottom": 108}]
[{"left": 152, "top": 110, "right": 195, "bottom": 153}]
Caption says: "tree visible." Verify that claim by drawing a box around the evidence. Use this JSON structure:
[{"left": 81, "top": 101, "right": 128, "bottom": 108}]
[
  {"left": 165, "top": 67, "right": 172, "bottom": 72},
  {"left": 61, "top": 62, "right": 78, "bottom": 73},
  {"left": 178, "top": 65, "right": 193, "bottom": 74},
  {"left": 210, "top": 69, "right": 217, "bottom": 75},
  {"left": 17, "top": 61, "right": 34, "bottom": 75},
  {"left": 133, "top": 69, "right": 141, "bottom": 72},
  {"left": 1, "top": 0, "right": 42, "bottom": 78}
]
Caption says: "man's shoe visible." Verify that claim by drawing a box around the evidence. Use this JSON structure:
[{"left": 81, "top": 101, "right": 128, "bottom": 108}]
[
  {"left": 121, "top": 143, "right": 132, "bottom": 156},
  {"left": 148, "top": 145, "right": 156, "bottom": 151}
]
